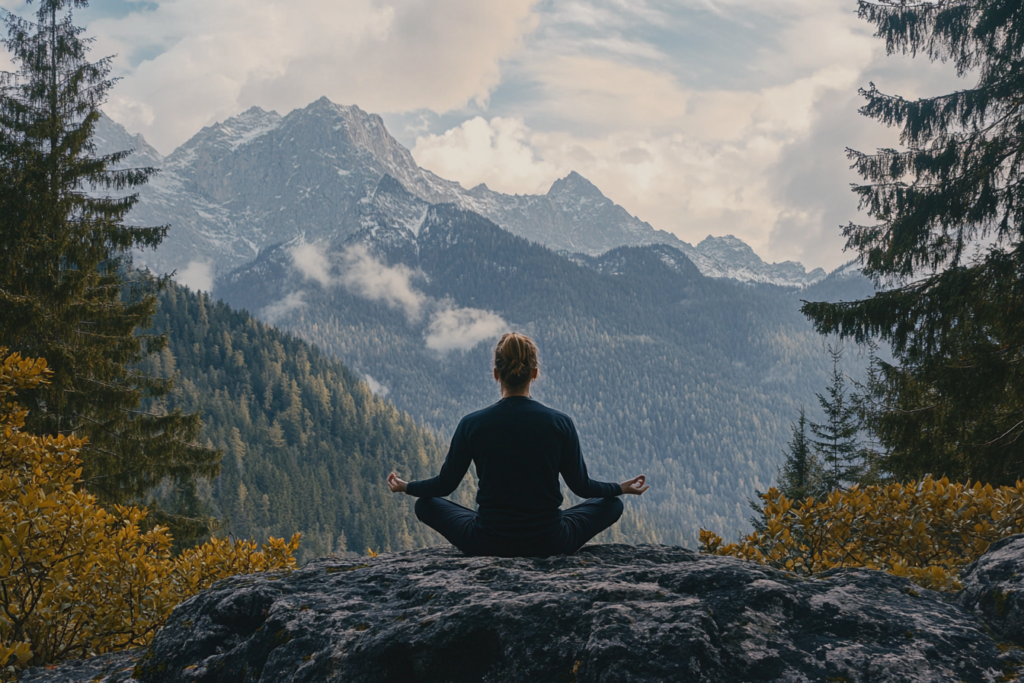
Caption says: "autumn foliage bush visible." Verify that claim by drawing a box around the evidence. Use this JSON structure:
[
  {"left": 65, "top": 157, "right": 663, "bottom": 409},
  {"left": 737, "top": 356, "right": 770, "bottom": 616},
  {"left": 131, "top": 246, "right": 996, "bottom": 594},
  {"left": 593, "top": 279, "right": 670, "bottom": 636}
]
[
  {"left": 700, "top": 477, "right": 1024, "bottom": 592},
  {"left": 0, "top": 351, "right": 301, "bottom": 680}
]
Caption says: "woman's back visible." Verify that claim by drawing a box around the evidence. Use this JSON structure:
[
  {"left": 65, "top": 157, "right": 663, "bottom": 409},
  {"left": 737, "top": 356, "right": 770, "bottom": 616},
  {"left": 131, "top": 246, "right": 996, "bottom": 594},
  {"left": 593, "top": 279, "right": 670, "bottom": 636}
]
[
  {"left": 408, "top": 395, "right": 619, "bottom": 538},
  {"left": 465, "top": 396, "right": 619, "bottom": 537}
]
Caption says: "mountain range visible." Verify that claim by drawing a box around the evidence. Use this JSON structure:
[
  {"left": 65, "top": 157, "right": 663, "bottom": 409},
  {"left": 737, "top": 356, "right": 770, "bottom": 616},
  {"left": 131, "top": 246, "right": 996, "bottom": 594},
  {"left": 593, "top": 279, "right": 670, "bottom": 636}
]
[
  {"left": 98, "top": 99, "right": 826, "bottom": 288},
  {"left": 93, "top": 98, "right": 872, "bottom": 545}
]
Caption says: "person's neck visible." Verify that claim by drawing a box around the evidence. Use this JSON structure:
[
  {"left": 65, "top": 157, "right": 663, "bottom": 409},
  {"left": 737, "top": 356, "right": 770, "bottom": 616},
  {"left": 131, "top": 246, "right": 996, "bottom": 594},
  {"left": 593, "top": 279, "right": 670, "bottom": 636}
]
[{"left": 501, "top": 385, "right": 531, "bottom": 399}]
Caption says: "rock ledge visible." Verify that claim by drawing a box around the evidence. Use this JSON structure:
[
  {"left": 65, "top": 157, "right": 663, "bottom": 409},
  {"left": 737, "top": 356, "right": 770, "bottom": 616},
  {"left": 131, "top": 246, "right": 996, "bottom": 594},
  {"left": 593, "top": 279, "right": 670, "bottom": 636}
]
[{"left": 21, "top": 542, "right": 1024, "bottom": 683}]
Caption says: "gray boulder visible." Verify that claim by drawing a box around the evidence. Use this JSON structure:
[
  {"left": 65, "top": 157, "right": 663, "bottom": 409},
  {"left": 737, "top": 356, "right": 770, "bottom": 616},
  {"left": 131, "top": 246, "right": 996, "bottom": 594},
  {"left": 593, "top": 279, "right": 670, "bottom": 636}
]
[
  {"left": 959, "top": 534, "right": 1024, "bottom": 647},
  {"left": 25, "top": 544, "right": 1017, "bottom": 683},
  {"left": 23, "top": 542, "right": 1024, "bottom": 682}
]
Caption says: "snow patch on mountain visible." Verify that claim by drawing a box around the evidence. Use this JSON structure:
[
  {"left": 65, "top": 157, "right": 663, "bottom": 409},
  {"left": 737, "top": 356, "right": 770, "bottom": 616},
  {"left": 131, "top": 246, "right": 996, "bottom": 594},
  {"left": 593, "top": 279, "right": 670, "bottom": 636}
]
[
  {"left": 224, "top": 107, "right": 284, "bottom": 151},
  {"left": 164, "top": 106, "right": 282, "bottom": 170}
]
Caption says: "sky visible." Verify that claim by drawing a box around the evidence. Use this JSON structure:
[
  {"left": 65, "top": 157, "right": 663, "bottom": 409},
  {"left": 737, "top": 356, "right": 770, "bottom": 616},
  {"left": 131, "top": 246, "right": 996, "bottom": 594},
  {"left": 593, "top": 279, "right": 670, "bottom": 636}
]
[{"left": 0, "top": 0, "right": 967, "bottom": 271}]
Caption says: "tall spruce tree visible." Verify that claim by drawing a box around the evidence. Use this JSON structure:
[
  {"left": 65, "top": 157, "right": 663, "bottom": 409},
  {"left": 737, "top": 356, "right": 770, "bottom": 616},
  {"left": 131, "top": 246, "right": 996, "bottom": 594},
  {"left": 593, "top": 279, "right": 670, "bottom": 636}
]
[
  {"left": 809, "top": 344, "right": 863, "bottom": 490},
  {"left": 847, "top": 342, "right": 892, "bottom": 486},
  {"left": 778, "top": 409, "right": 822, "bottom": 500},
  {"left": 802, "top": 0, "right": 1024, "bottom": 486},
  {"left": 0, "top": 1, "right": 219, "bottom": 530},
  {"left": 750, "top": 409, "right": 820, "bottom": 532}
]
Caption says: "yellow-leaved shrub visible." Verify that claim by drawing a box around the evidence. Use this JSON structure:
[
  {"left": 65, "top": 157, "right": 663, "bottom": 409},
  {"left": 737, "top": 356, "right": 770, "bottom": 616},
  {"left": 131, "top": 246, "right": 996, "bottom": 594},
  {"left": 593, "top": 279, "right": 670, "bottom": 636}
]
[
  {"left": 0, "top": 351, "right": 301, "bottom": 680},
  {"left": 699, "top": 477, "right": 1024, "bottom": 592}
]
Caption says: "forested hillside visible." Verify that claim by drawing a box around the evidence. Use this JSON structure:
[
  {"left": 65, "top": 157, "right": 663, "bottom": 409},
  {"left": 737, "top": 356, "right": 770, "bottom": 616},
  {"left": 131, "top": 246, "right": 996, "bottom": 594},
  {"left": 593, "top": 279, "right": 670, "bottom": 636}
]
[
  {"left": 216, "top": 203, "right": 873, "bottom": 545},
  {"left": 143, "top": 284, "right": 474, "bottom": 563}
]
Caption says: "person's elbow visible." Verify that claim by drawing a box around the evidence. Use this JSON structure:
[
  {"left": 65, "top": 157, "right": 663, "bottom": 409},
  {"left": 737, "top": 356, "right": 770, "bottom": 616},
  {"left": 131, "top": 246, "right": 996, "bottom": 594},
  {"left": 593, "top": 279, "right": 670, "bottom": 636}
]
[
  {"left": 434, "top": 477, "right": 460, "bottom": 498},
  {"left": 566, "top": 482, "right": 599, "bottom": 499}
]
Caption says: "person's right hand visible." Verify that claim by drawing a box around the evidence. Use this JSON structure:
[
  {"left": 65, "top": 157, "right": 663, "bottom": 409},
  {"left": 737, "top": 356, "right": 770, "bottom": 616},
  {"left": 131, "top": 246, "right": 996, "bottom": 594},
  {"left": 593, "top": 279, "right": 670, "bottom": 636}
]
[
  {"left": 387, "top": 472, "right": 408, "bottom": 493},
  {"left": 620, "top": 474, "right": 649, "bottom": 495}
]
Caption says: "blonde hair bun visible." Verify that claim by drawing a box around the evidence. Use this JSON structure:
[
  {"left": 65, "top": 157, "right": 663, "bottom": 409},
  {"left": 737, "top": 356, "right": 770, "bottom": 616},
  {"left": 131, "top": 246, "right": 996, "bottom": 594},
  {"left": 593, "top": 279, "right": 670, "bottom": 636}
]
[{"left": 494, "top": 332, "right": 539, "bottom": 389}]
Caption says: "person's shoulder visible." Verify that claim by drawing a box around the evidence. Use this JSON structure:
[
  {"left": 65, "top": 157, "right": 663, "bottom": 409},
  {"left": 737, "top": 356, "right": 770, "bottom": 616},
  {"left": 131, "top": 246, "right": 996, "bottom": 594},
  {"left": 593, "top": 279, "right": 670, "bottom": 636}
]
[
  {"left": 458, "top": 401, "right": 502, "bottom": 428},
  {"left": 530, "top": 400, "right": 575, "bottom": 429}
]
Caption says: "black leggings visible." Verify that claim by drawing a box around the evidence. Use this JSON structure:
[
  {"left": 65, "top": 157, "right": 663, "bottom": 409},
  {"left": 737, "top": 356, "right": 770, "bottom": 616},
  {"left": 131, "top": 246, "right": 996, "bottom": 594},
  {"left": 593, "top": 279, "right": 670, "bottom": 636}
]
[{"left": 414, "top": 496, "right": 624, "bottom": 557}]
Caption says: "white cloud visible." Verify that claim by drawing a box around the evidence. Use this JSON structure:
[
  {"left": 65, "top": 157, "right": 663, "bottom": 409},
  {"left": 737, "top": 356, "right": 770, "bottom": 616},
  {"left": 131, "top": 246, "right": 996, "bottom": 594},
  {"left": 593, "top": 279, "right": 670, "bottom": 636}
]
[
  {"left": 288, "top": 243, "right": 427, "bottom": 319},
  {"left": 286, "top": 243, "right": 505, "bottom": 352},
  {"left": 261, "top": 291, "right": 306, "bottom": 325},
  {"left": 0, "top": 45, "right": 12, "bottom": 74},
  {"left": 401, "top": 0, "right": 972, "bottom": 272},
  {"left": 406, "top": 0, "right": 953, "bottom": 271},
  {"left": 413, "top": 117, "right": 557, "bottom": 195},
  {"left": 84, "top": 0, "right": 540, "bottom": 152},
  {"left": 173, "top": 260, "right": 214, "bottom": 291},
  {"left": 517, "top": 55, "right": 692, "bottom": 136},
  {"left": 363, "top": 374, "right": 389, "bottom": 397},
  {"left": 337, "top": 245, "right": 426, "bottom": 321},
  {"left": 425, "top": 307, "right": 508, "bottom": 353},
  {"left": 291, "top": 242, "right": 334, "bottom": 287}
]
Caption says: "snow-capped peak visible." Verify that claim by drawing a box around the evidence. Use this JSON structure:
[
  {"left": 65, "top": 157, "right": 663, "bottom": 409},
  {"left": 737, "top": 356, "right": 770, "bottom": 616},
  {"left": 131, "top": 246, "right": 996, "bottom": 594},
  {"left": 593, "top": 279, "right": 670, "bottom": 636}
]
[
  {"left": 833, "top": 260, "right": 863, "bottom": 278},
  {"left": 220, "top": 106, "right": 283, "bottom": 150},
  {"left": 547, "top": 171, "right": 605, "bottom": 199},
  {"left": 164, "top": 106, "right": 282, "bottom": 169},
  {"left": 689, "top": 235, "right": 827, "bottom": 286}
]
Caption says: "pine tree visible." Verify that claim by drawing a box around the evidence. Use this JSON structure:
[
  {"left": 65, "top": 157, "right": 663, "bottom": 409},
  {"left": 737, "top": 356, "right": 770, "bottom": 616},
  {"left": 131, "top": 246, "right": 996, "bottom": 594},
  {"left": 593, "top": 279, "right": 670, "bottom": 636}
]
[
  {"left": 801, "top": 0, "right": 1024, "bottom": 485},
  {"left": 0, "top": 1, "right": 219, "bottom": 522},
  {"left": 778, "top": 408, "right": 822, "bottom": 500},
  {"left": 809, "top": 344, "right": 863, "bottom": 490},
  {"left": 848, "top": 342, "right": 892, "bottom": 487}
]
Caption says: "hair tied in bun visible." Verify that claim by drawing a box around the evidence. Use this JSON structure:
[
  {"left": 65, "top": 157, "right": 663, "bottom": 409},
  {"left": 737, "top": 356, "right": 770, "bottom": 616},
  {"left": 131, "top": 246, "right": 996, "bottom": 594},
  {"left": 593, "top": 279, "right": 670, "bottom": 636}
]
[{"left": 494, "top": 332, "right": 539, "bottom": 389}]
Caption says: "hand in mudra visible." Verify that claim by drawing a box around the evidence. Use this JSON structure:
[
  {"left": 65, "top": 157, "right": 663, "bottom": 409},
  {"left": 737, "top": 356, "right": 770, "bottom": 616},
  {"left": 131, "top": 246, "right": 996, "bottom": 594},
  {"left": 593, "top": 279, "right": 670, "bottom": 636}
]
[
  {"left": 620, "top": 474, "right": 649, "bottom": 495},
  {"left": 387, "top": 472, "right": 408, "bottom": 493}
]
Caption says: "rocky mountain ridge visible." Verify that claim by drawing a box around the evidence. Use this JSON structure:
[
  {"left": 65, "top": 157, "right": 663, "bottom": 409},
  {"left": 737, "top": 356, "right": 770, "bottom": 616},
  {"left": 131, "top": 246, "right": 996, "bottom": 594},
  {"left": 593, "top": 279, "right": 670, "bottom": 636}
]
[
  {"left": 97, "top": 100, "right": 826, "bottom": 287},
  {"left": 21, "top": 537, "right": 1024, "bottom": 683}
]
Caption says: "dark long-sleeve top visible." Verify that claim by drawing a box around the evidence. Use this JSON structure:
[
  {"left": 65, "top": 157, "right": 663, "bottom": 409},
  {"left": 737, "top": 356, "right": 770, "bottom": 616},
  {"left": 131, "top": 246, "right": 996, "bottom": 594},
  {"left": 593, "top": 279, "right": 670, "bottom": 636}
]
[{"left": 405, "top": 395, "right": 620, "bottom": 537}]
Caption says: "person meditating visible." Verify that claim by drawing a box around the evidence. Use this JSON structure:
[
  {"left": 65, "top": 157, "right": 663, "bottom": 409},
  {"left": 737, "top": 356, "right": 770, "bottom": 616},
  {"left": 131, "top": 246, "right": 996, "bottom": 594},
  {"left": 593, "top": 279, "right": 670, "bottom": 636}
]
[{"left": 386, "top": 332, "right": 649, "bottom": 557}]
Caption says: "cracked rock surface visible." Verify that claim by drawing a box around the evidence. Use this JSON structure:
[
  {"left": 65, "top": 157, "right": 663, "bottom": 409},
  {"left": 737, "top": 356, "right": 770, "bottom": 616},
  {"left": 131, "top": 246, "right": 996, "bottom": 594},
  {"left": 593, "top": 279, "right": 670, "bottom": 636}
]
[{"left": 20, "top": 543, "right": 1024, "bottom": 682}]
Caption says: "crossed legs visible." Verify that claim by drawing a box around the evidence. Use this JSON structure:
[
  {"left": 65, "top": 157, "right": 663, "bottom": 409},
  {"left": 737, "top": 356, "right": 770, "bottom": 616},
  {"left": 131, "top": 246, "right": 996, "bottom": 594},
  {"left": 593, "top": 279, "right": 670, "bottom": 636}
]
[
  {"left": 414, "top": 496, "right": 624, "bottom": 557},
  {"left": 558, "top": 496, "right": 624, "bottom": 554}
]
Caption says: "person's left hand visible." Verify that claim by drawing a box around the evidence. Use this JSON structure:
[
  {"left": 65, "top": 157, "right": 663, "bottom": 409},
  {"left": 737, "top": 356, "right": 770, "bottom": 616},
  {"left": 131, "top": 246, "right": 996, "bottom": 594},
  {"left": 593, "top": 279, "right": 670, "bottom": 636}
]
[
  {"left": 387, "top": 472, "right": 408, "bottom": 493},
  {"left": 619, "top": 474, "right": 650, "bottom": 495}
]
